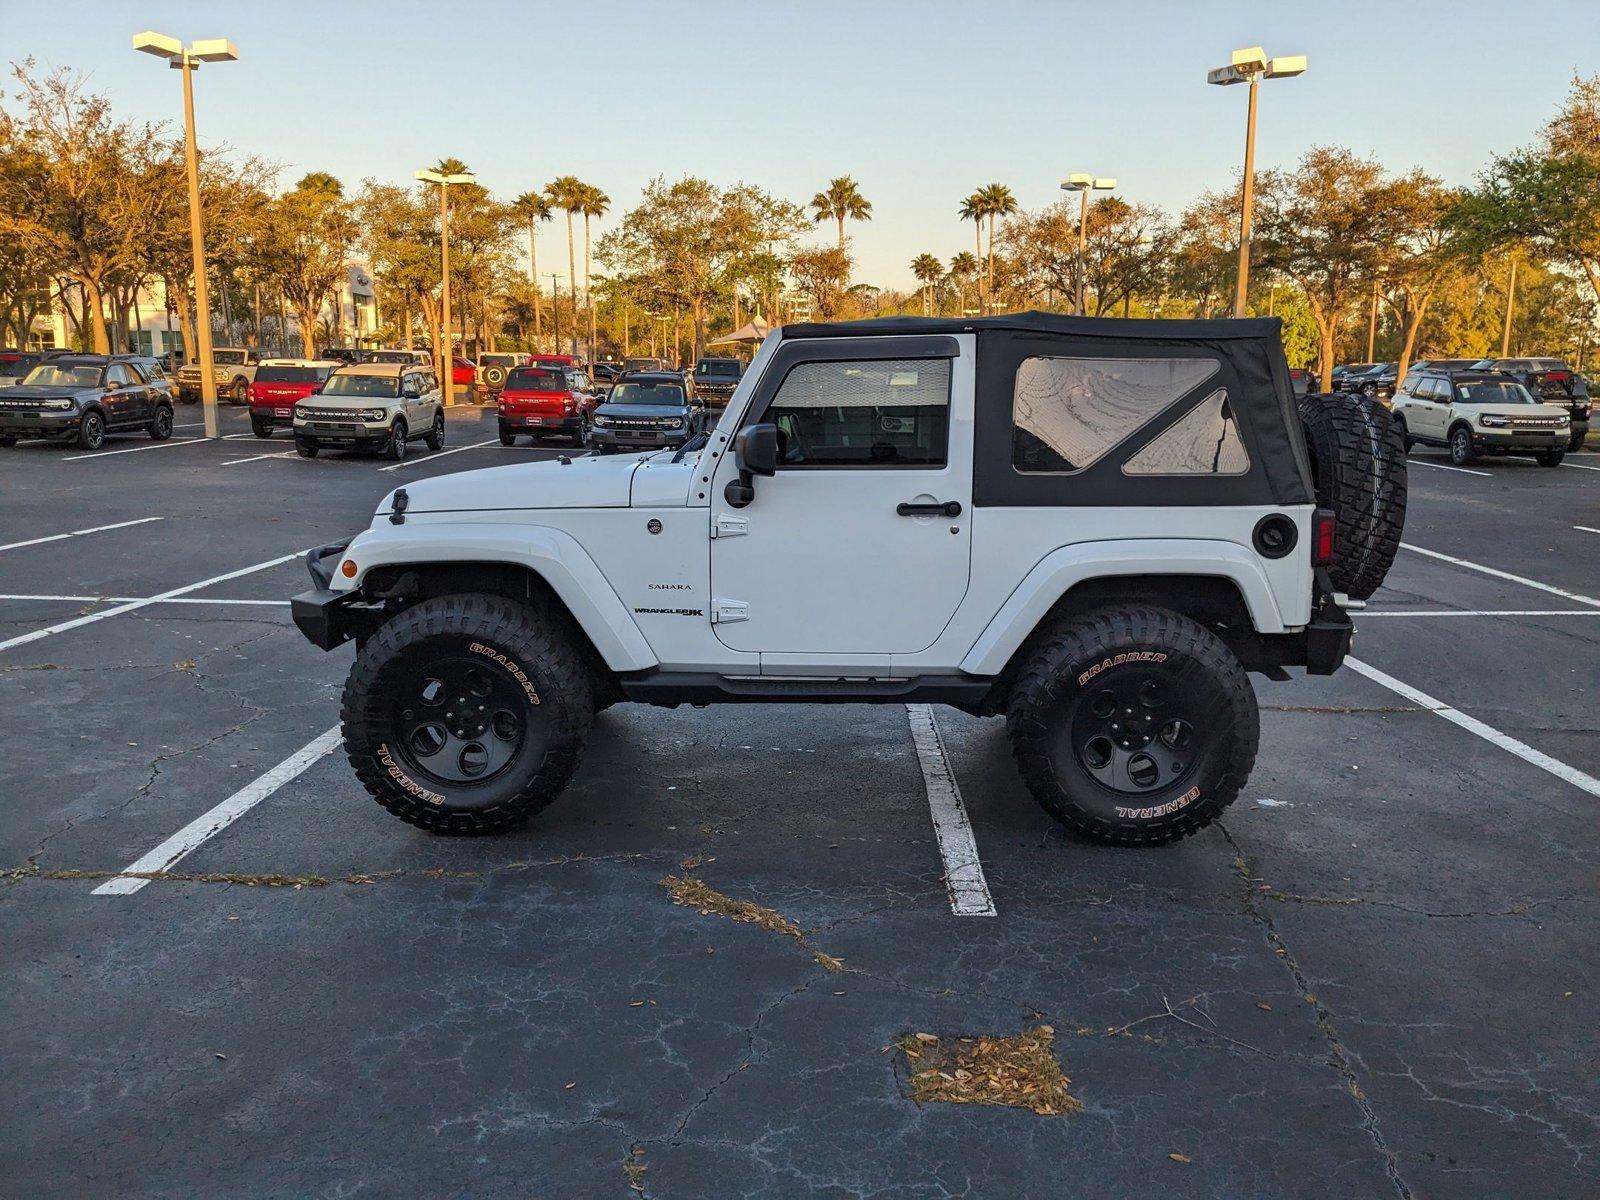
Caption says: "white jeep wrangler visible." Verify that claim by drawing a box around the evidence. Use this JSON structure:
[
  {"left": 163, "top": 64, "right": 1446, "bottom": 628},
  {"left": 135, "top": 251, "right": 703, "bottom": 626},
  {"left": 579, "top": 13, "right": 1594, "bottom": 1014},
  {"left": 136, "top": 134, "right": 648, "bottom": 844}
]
[{"left": 292, "top": 315, "right": 1406, "bottom": 846}]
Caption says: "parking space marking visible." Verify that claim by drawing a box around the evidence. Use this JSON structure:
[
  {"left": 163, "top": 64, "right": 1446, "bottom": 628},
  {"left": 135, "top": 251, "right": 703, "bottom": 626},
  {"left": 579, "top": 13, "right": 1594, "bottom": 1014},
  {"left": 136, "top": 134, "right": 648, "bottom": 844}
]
[
  {"left": 1400, "top": 543, "right": 1600, "bottom": 608},
  {"left": 1407, "top": 461, "right": 1492, "bottom": 477},
  {"left": 0, "top": 517, "right": 162, "bottom": 554},
  {"left": 1361, "top": 609, "right": 1600, "bottom": 618},
  {"left": 1348, "top": 658, "right": 1600, "bottom": 800},
  {"left": 219, "top": 451, "right": 296, "bottom": 466},
  {"left": 906, "top": 704, "right": 996, "bottom": 917},
  {"left": 92, "top": 726, "right": 343, "bottom": 896},
  {"left": 0, "top": 593, "right": 287, "bottom": 607},
  {"left": 63, "top": 438, "right": 207, "bottom": 462},
  {"left": 1576, "top": 526, "right": 1600, "bottom": 535},
  {"left": 1561, "top": 461, "right": 1600, "bottom": 473},
  {"left": 0, "top": 550, "right": 303, "bottom": 653},
  {"left": 378, "top": 437, "right": 501, "bottom": 472}
]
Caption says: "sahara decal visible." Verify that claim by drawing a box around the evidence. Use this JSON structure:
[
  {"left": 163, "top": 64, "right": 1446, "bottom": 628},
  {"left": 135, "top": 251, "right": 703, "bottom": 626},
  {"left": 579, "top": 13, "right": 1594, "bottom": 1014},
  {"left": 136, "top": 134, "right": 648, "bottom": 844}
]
[
  {"left": 377, "top": 743, "right": 447, "bottom": 806},
  {"left": 1078, "top": 650, "right": 1169, "bottom": 686},
  {"left": 647, "top": 582, "right": 693, "bottom": 591},
  {"left": 468, "top": 641, "right": 541, "bottom": 705},
  {"left": 1117, "top": 786, "right": 1201, "bottom": 820}
]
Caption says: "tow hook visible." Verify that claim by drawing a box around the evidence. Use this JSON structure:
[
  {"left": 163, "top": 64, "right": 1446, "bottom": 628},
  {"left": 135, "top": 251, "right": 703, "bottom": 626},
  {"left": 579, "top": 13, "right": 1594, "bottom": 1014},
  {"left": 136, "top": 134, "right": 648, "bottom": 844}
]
[
  {"left": 389, "top": 487, "right": 408, "bottom": 525},
  {"left": 1333, "top": 593, "right": 1366, "bottom": 610}
]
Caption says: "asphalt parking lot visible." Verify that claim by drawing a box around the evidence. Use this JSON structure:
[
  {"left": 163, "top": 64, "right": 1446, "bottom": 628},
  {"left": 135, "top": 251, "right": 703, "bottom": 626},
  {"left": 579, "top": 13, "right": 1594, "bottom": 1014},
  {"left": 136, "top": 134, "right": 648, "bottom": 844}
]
[{"left": 2, "top": 405, "right": 1596, "bottom": 1199}]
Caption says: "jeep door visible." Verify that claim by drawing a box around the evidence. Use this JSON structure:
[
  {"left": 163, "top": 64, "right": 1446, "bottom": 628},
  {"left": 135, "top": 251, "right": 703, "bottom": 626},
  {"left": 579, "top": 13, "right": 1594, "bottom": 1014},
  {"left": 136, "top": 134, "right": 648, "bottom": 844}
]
[{"left": 708, "top": 336, "right": 972, "bottom": 658}]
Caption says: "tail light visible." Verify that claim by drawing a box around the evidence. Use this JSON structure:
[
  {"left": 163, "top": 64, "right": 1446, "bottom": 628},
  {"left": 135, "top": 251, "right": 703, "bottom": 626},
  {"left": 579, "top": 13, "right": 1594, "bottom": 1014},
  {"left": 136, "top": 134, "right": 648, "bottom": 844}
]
[
  {"left": 563, "top": 397, "right": 575, "bottom": 414},
  {"left": 246, "top": 384, "right": 256, "bottom": 402},
  {"left": 1312, "top": 508, "right": 1337, "bottom": 565}
]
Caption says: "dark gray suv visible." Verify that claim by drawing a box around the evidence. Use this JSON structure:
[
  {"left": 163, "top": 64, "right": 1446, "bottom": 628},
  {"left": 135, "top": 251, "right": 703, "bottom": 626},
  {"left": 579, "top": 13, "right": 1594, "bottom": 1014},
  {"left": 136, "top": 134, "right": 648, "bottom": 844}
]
[{"left": 0, "top": 354, "right": 175, "bottom": 450}]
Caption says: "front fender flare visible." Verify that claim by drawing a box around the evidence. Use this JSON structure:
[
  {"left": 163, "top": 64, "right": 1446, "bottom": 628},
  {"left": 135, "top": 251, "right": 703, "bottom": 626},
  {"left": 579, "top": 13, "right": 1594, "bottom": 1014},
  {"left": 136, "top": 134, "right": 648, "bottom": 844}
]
[
  {"left": 333, "top": 521, "right": 659, "bottom": 672},
  {"left": 960, "top": 539, "right": 1288, "bottom": 676}
]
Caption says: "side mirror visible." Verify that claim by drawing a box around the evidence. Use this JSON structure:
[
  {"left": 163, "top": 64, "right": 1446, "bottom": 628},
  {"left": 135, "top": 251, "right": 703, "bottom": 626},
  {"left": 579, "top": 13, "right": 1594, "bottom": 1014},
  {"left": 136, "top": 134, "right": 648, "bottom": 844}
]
[{"left": 724, "top": 423, "right": 777, "bottom": 508}]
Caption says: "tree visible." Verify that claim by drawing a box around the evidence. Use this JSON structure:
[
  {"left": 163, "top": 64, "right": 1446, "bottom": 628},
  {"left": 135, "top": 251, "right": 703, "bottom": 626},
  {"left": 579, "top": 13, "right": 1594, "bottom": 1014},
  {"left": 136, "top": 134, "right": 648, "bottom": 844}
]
[
  {"left": 261, "top": 172, "right": 356, "bottom": 354},
  {"left": 809, "top": 177, "right": 872, "bottom": 251},
  {"left": 786, "top": 245, "right": 852, "bottom": 319},
  {"left": 1253, "top": 148, "right": 1411, "bottom": 391},
  {"left": 1377, "top": 173, "right": 1463, "bottom": 381},
  {"left": 580, "top": 183, "right": 610, "bottom": 362},
  {"left": 509, "top": 191, "right": 552, "bottom": 342},
  {"left": 959, "top": 192, "right": 988, "bottom": 309},
  {"left": 1002, "top": 197, "right": 1173, "bottom": 316},
  {"left": 974, "top": 183, "right": 1018, "bottom": 310},
  {"left": 948, "top": 251, "right": 979, "bottom": 315},
  {"left": 356, "top": 181, "right": 440, "bottom": 352},
  {"left": 1171, "top": 186, "right": 1241, "bottom": 317},
  {"left": 544, "top": 175, "right": 586, "bottom": 355},
  {"left": 910, "top": 253, "right": 943, "bottom": 315}
]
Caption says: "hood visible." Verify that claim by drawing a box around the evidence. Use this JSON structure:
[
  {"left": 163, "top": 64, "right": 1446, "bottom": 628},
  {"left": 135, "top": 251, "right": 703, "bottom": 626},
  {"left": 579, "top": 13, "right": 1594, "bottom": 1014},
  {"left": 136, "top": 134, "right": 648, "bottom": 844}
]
[
  {"left": 376, "top": 452, "right": 641, "bottom": 517},
  {"left": 595, "top": 402, "right": 688, "bottom": 420},
  {"left": 0, "top": 385, "right": 92, "bottom": 402}
]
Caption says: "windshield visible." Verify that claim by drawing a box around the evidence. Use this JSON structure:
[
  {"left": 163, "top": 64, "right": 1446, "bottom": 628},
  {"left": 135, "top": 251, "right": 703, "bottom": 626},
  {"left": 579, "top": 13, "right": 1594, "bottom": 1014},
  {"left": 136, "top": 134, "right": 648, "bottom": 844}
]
[
  {"left": 256, "top": 366, "right": 326, "bottom": 384},
  {"left": 506, "top": 368, "right": 567, "bottom": 391},
  {"left": 608, "top": 381, "right": 685, "bottom": 406},
  {"left": 23, "top": 363, "right": 102, "bottom": 388},
  {"left": 213, "top": 350, "right": 247, "bottom": 365},
  {"left": 321, "top": 374, "right": 399, "bottom": 398},
  {"left": 696, "top": 360, "right": 739, "bottom": 377},
  {"left": 1456, "top": 381, "right": 1536, "bottom": 405}
]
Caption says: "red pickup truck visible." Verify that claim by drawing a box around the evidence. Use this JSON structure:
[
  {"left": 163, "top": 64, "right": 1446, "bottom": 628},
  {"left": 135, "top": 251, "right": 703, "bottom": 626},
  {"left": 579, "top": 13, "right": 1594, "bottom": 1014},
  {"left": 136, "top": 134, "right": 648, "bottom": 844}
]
[{"left": 249, "top": 360, "right": 341, "bottom": 438}]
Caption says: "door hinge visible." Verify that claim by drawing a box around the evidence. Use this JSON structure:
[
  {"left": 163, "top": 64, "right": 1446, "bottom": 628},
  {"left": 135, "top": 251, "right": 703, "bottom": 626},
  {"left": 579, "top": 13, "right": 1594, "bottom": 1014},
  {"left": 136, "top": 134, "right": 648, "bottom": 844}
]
[
  {"left": 711, "top": 514, "right": 748, "bottom": 539},
  {"left": 711, "top": 597, "right": 749, "bottom": 624}
]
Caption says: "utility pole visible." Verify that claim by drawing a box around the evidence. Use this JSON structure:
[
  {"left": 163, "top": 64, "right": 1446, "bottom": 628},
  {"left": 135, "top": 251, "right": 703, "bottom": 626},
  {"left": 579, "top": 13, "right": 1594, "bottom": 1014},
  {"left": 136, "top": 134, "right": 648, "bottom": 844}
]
[
  {"left": 415, "top": 168, "right": 475, "bottom": 399},
  {"left": 1500, "top": 253, "right": 1518, "bottom": 358},
  {"left": 548, "top": 273, "right": 563, "bottom": 352}
]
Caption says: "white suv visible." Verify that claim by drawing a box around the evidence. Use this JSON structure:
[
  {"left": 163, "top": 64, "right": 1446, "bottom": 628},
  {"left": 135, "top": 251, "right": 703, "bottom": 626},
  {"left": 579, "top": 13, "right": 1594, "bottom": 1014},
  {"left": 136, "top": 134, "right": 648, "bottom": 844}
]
[
  {"left": 292, "top": 363, "right": 445, "bottom": 461},
  {"left": 1391, "top": 369, "right": 1570, "bottom": 467}
]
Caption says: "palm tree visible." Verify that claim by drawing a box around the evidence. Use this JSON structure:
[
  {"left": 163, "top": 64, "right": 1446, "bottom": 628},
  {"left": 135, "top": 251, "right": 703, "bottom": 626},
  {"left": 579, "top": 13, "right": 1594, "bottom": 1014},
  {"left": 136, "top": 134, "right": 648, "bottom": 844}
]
[
  {"left": 949, "top": 251, "right": 979, "bottom": 314},
  {"left": 975, "top": 183, "right": 1018, "bottom": 310},
  {"left": 544, "top": 175, "right": 586, "bottom": 355},
  {"left": 579, "top": 183, "right": 610, "bottom": 363},
  {"left": 509, "top": 191, "right": 552, "bottom": 344},
  {"left": 810, "top": 177, "right": 872, "bottom": 250},
  {"left": 911, "top": 253, "right": 944, "bottom": 316},
  {"left": 959, "top": 192, "right": 988, "bottom": 311}
]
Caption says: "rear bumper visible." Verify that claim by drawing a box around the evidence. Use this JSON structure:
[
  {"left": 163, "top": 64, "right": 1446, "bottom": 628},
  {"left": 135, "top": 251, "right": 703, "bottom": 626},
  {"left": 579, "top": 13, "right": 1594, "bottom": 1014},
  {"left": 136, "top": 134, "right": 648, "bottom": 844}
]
[{"left": 500, "top": 413, "right": 580, "bottom": 434}]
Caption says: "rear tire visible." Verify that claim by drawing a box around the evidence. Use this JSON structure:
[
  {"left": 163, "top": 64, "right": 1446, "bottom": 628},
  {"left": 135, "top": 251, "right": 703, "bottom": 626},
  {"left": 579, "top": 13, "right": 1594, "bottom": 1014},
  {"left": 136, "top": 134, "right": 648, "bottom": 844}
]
[
  {"left": 149, "top": 405, "right": 173, "bottom": 441},
  {"left": 341, "top": 593, "right": 595, "bottom": 835},
  {"left": 250, "top": 416, "right": 273, "bottom": 439},
  {"left": 1007, "top": 606, "right": 1258, "bottom": 847},
  {"left": 386, "top": 419, "right": 408, "bottom": 461},
  {"left": 498, "top": 427, "right": 516, "bottom": 447},
  {"left": 1299, "top": 392, "right": 1407, "bottom": 601},
  {"left": 1535, "top": 450, "right": 1565, "bottom": 467},
  {"left": 230, "top": 378, "right": 249, "bottom": 405},
  {"left": 426, "top": 412, "right": 445, "bottom": 451}
]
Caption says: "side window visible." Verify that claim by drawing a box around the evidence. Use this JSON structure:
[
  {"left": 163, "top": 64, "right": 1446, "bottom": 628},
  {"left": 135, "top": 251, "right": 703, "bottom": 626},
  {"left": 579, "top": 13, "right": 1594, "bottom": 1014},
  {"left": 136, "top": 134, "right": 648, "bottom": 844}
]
[
  {"left": 1423, "top": 378, "right": 1446, "bottom": 401},
  {"left": 1122, "top": 389, "right": 1249, "bottom": 476},
  {"left": 125, "top": 361, "right": 153, "bottom": 384},
  {"left": 1011, "top": 357, "right": 1219, "bottom": 474},
  {"left": 764, "top": 358, "right": 951, "bottom": 467},
  {"left": 105, "top": 363, "right": 135, "bottom": 388}
]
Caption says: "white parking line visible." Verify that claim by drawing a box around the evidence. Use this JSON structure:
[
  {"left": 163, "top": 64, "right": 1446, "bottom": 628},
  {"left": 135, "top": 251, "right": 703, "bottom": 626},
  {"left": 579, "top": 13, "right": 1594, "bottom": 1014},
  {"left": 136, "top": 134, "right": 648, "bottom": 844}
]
[
  {"left": 378, "top": 437, "right": 500, "bottom": 472},
  {"left": 219, "top": 451, "right": 295, "bottom": 466},
  {"left": 1408, "top": 460, "right": 1492, "bottom": 477},
  {"left": 1399, "top": 543, "right": 1600, "bottom": 608},
  {"left": 63, "top": 438, "right": 207, "bottom": 462},
  {"left": 0, "top": 517, "right": 162, "bottom": 554},
  {"left": 906, "top": 704, "right": 996, "bottom": 917},
  {"left": 1561, "top": 461, "right": 1600, "bottom": 473},
  {"left": 0, "top": 550, "right": 303, "bottom": 653},
  {"left": 1361, "top": 609, "right": 1600, "bottom": 618},
  {"left": 93, "top": 726, "right": 343, "bottom": 896},
  {"left": 0, "top": 593, "right": 287, "bottom": 607},
  {"left": 1347, "top": 659, "right": 1600, "bottom": 800},
  {"left": 1576, "top": 526, "right": 1600, "bottom": 535}
]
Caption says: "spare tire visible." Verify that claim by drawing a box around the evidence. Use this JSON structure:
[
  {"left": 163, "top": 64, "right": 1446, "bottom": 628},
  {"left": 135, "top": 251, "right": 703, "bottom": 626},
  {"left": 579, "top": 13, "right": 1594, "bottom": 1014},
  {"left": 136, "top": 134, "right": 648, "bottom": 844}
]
[
  {"left": 1298, "top": 392, "right": 1407, "bottom": 600},
  {"left": 482, "top": 363, "right": 509, "bottom": 392}
]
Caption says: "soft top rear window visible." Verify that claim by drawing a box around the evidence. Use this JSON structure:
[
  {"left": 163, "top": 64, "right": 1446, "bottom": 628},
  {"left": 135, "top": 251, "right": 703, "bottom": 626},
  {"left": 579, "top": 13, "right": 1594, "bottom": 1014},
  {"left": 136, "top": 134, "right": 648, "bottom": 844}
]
[
  {"left": 507, "top": 367, "right": 566, "bottom": 390},
  {"left": 256, "top": 365, "right": 326, "bottom": 383},
  {"left": 697, "top": 360, "right": 740, "bottom": 376}
]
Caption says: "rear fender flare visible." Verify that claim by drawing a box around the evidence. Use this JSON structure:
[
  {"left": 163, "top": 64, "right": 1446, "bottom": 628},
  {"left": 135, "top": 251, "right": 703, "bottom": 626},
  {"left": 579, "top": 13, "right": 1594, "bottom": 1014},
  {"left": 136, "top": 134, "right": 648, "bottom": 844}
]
[
  {"left": 960, "top": 539, "right": 1288, "bottom": 676},
  {"left": 334, "top": 521, "right": 658, "bottom": 672}
]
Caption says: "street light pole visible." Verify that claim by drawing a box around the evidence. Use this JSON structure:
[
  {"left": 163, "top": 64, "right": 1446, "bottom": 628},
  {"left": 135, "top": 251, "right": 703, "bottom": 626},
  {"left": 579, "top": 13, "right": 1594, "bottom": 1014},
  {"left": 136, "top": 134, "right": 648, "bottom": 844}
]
[
  {"left": 1208, "top": 47, "right": 1307, "bottom": 317},
  {"left": 548, "top": 273, "right": 564, "bottom": 351},
  {"left": 1060, "top": 174, "right": 1116, "bottom": 316},
  {"left": 415, "top": 168, "right": 476, "bottom": 400},
  {"left": 134, "top": 32, "right": 238, "bottom": 438},
  {"left": 1501, "top": 252, "right": 1518, "bottom": 358},
  {"left": 1367, "top": 276, "right": 1381, "bottom": 362}
]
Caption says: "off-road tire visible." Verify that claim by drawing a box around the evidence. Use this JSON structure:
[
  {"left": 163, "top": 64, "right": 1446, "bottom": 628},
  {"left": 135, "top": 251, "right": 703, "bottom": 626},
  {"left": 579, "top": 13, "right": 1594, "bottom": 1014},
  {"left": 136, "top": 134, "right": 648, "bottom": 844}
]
[
  {"left": 426, "top": 411, "right": 445, "bottom": 451},
  {"left": 76, "top": 410, "right": 105, "bottom": 451},
  {"left": 342, "top": 593, "right": 594, "bottom": 835},
  {"left": 250, "top": 416, "right": 272, "bottom": 439},
  {"left": 1007, "top": 606, "right": 1258, "bottom": 847},
  {"left": 386, "top": 419, "right": 407, "bottom": 461},
  {"left": 149, "top": 405, "right": 173, "bottom": 441},
  {"left": 1299, "top": 392, "right": 1407, "bottom": 600},
  {"left": 295, "top": 438, "right": 318, "bottom": 458},
  {"left": 482, "top": 363, "right": 509, "bottom": 393},
  {"left": 1449, "top": 425, "right": 1476, "bottom": 465},
  {"left": 1535, "top": 450, "right": 1565, "bottom": 467}
]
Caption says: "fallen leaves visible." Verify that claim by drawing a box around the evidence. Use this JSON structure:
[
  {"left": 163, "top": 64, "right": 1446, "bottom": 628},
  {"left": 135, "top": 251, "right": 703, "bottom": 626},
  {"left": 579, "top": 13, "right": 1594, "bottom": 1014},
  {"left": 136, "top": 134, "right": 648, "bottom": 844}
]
[
  {"left": 1168, "top": 1152, "right": 1191, "bottom": 1164},
  {"left": 659, "top": 874, "right": 845, "bottom": 974},
  {"left": 900, "top": 1025, "right": 1081, "bottom": 1117}
]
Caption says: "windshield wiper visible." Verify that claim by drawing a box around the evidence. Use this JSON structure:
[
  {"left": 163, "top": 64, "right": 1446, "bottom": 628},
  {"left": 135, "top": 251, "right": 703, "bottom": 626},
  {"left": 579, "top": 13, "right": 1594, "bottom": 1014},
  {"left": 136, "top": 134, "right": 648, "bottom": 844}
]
[{"left": 671, "top": 430, "right": 710, "bottom": 463}]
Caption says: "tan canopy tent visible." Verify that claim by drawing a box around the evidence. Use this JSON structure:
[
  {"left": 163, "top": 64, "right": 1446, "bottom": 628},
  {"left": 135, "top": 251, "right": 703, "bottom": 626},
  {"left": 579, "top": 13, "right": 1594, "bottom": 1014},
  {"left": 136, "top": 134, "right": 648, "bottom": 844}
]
[{"left": 707, "top": 315, "right": 771, "bottom": 347}]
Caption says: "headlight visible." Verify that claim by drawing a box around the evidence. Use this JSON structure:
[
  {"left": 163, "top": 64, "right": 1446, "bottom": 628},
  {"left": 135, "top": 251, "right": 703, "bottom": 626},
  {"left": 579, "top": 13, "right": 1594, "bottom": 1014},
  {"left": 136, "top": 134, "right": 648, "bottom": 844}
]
[
  {"left": 360, "top": 408, "right": 387, "bottom": 422},
  {"left": 1478, "top": 413, "right": 1509, "bottom": 428},
  {"left": 45, "top": 398, "right": 76, "bottom": 411},
  {"left": 592, "top": 415, "right": 611, "bottom": 427},
  {"left": 662, "top": 417, "right": 683, "bottom": 429},
  {"left": 1554, "top": 413, "right": 1569, "bottom": 426}
]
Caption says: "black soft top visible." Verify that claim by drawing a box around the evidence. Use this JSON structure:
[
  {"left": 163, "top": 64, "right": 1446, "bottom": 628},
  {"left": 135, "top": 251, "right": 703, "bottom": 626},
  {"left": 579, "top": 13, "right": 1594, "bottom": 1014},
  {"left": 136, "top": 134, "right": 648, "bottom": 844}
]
[{"left": 777, "top": 312, "right": 1312, "bottom": 509}]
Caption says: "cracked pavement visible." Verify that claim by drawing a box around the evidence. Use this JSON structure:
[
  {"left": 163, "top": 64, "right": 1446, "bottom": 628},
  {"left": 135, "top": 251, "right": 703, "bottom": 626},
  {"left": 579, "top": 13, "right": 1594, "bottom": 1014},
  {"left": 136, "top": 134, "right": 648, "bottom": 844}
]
[{"left": 1, "top": 408, "right": 1596, "bottom": 1197}]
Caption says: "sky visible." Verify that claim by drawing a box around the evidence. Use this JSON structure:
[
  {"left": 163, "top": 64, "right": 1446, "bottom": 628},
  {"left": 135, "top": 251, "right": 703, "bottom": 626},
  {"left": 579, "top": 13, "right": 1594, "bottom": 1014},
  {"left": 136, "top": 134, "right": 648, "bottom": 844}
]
[{"left": 6, "top": 0, "right": 1599, "bottom": 294}]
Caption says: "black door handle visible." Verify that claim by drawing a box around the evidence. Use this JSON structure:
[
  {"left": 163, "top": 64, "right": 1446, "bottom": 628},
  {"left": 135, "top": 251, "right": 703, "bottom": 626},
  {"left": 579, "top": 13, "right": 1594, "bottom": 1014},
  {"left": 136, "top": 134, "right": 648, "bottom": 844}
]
[{"left": 897, "top": 500, "right": 962, "bottom": 517}]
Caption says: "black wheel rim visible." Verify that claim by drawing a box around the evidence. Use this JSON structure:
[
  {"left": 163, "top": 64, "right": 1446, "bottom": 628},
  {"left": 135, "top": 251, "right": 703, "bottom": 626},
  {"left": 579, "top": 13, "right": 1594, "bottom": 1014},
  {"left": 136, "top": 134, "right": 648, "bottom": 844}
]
[
  {"left": 390, "top": 652, "right": 531, "bottom": 787},
  {"left": 1068, "top": 661, "right": 1208, "bottom": 797},
  {"left": 85, "top": 415, "right": 103, "bottom": 447}
]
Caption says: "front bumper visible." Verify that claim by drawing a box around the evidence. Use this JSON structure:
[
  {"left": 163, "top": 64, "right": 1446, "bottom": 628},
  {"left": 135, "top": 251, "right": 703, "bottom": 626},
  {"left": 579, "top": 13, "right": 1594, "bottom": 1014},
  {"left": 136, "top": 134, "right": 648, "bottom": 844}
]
[
  {"left": 589, "top": 425, "right": 688, "bottom": 449},
  {"left": 0, "top": 411, "right": 79, "bottom": 436},
  {"left": 294, "top": 418, "right": 390, "bottom": 449},
  {"left": 1471, "top": 427, "right": 1567, "bottom": 451},
  {"left": 291, "top": 543, "right": 387, "bottom": 650}
]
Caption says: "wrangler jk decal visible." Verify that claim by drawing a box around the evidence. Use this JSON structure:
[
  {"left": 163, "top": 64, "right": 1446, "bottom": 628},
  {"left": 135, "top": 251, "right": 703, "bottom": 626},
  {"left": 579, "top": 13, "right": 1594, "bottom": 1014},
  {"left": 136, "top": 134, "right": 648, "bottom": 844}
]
[
  {"left": 468, "top": 642, "right": 541, "bottom": 705},
  {"left": 1078, "top": 651, "right": 1168, "bottom": 685}
]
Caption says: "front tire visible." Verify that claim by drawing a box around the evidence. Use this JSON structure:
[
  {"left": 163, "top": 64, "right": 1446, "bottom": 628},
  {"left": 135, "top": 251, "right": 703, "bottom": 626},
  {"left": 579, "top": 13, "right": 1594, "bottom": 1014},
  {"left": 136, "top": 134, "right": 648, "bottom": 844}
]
[
  {"left": 0, "top": 435, "right": 17, "bottom": 448},
  {"left": 76, "top": 410, "right": 106, "bottom": 451},
  {"left": 1450, "top": 426, "right": 1476, "bottom": 465},
  {"left": 1007, "top": 606, "right": 1258, "bottom": 847},
  {"left": 295, "top": 438, "right": 318, "bottom": 458},
  {"left": 386, "top": 419, "right": 408, "bottom": 461},
  {"left": 1535, "top": 450, "right": 1565, "bottom": 467},
  {"left": 1570, "top": 430, "right": 1587, "bottom": 452},
  {"left": 230, "top": 378, "right": 249, "bottom": 405},
  {"left": 149, "top": 405, "right": 173, "bottom": 441},
  {"left": 341, "top": 593, "right": 595, "bottom": 834}
]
